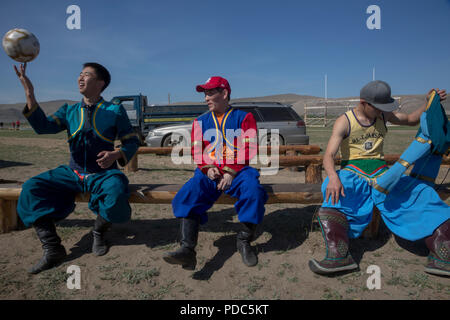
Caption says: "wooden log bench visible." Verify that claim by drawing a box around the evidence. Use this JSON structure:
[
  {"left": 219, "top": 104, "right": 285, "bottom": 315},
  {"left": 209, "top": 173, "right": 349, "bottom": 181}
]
[
  {"left": 1, "top": 183, "right": 448, "bottom": 240},
  {"left": 124, "top": 145, "right": 322, "bottom": 174},
  {"left": 125, "top": 152, "right": 450, "bottom": 185}
]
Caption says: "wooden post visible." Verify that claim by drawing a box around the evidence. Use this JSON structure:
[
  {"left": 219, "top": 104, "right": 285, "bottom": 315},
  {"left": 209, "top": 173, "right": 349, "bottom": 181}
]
[
  {"left": 124, "top": 154, "right": 138, "bottom": 173},
  {"left": 0, "top": 199, "right": 18, "bottom": 233},
  {"left": 285, "top": 150, "right": 298, "bottom": 171},
  {"left": 362, "top": 207, "right": 381, "bottom": 239},
  {"left": 305, "top": 164, "right": 323, "bottom": 184}
]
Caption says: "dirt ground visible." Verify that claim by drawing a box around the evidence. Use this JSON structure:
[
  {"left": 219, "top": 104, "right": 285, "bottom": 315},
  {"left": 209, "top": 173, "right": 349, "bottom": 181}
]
[{"left": 0, "top": 135, "right": 449, "bottom": 301}]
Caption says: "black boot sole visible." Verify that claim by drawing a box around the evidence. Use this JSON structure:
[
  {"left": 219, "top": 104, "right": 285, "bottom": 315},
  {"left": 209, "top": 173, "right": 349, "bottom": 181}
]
[
  {"left": 237, "top": 241, "right": 258, "bottom": 267},
  {"left": 92, "top": 246, "right": 109, "bottom": 256},
  {"left": 424, "top": 266, "right": 450, "bottom": 277},
  {"left": 28, "top": 253, "right": 67, "bottom": 274},
  {"left": 308, "top": 259, "right": 358, "bottom": 275},
  {"left": 163, "top": 253, "right": 196, "bottom": 270}
]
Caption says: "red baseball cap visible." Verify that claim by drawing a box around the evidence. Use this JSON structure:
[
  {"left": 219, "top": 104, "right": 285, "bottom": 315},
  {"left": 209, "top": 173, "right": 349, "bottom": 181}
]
[{"left": 196, "top": 76, "right": 231, "bottom": 95}]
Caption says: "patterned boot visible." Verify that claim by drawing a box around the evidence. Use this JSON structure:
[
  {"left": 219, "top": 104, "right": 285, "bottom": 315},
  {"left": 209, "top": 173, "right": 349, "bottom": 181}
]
[
  {"left": 309, "top": 208, "right": 358, "bottom": 275},
  {"left": 424, "top": 219, "right": 450, "bottom": 277}
]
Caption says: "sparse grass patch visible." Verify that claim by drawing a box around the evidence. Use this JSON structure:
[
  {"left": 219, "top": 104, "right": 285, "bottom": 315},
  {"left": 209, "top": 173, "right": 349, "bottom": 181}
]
[
  {"left": 0, "top": 272, "right": 27, "bottom": 297},
  {"left": 120, "top": 268, "right": 160, "bottom": 285},
  {"left": 36, "top": 269, "right": 68, "bottom": 299},
  {"left": 57, "top": 226, "right": 85, "bottom": 240},
  {"left": 386, "top": 274, "right": 410, "bottom": 288},
  {"left": 150, "top": 280, "right": 176, "bottom": 300},
  {"left": 322, "top": 287, "right": 342, "bottom": 300},
  {"left": 155, "top": 242, "right": 178, "bottom": 251},
  {"left": 246, "top": 276, "right": 266, "bottom": 295},
  {"left": 257, "top": 259, "right": 270, "bottom": 270},
  {"left": 409, "top": 272, "right": 432, "bottom": 289}
]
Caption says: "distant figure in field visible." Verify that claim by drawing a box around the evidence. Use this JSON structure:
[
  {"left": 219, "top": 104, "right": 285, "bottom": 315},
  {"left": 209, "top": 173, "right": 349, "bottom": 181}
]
[{"left": 16, "top": 120, "right": 20, "bottom": 130}]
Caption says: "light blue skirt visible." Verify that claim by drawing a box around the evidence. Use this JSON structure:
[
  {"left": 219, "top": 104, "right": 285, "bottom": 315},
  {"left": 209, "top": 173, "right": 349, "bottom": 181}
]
[{"left": 321, "top": 169, "right": 449, "bottom": 241}]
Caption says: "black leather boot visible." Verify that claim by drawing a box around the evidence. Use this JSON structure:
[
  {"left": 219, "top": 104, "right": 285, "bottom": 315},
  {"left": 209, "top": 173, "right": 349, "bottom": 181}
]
[
  {"left": 29, "top": 217, "right": 67, "bottom": 274},
  {"left": 92, "top": 215, "right": 112, "bottom": 256},
  {"left": 309, "top": 208, "right": 358, "bottom": 275},
  {"left": 163, "top": 217, "right": 199, "bottom": 270},
  {"left": 237, "top": 223, "right": 258, "bottom": 267},
  {"left": 424, "top": 219, "right": 450, "bottom": 276}
]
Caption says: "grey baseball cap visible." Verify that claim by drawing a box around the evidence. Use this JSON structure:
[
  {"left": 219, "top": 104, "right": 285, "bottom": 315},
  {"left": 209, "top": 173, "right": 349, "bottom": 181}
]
[{"left": 360, "top": 80, "right": 399, "bottom": 112}]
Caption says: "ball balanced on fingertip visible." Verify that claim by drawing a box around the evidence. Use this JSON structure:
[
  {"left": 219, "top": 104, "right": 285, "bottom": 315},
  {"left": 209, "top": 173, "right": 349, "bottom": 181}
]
[{"left": 2, "top": 28, "right": 40, "bottom": 62}]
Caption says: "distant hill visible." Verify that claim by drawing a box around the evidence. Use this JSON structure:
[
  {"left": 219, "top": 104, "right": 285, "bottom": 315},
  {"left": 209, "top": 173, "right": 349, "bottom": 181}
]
[
  {"left": 170, "top": 92, "right": 450, "bottom": 117},
  {"left": 1, "top": 93, "right": 448, "bottom": 123},
  {"left": 0, "top": 100, "right": 78, "bottom": 123}
]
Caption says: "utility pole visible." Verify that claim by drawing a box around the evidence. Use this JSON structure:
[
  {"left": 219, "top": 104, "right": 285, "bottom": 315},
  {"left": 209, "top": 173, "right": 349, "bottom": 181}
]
[
  {"left": 373, "top": 67, "right": 375, "bottom": 81},
  {"left": 324, "top": 74, "right": 328, "bottom": 127}
]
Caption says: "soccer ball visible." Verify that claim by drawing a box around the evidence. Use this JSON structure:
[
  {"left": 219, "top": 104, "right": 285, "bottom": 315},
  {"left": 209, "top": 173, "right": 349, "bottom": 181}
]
[{"left": 2, "top": 28, "right": 40, "bottom": 62}]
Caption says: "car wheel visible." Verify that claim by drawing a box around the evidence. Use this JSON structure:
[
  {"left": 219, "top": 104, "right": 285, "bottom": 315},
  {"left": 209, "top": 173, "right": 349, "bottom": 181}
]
[
  {"left": 263, "top": 133, "right": 284, "bottom": 147},
  {"left": 162, "top": 134, "right": 186, "bottom": 147}
]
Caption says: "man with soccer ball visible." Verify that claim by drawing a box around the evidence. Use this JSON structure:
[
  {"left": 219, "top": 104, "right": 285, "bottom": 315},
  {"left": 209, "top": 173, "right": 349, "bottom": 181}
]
[{"left": 14, "top": 62, "right": 140, "bottom": 274}]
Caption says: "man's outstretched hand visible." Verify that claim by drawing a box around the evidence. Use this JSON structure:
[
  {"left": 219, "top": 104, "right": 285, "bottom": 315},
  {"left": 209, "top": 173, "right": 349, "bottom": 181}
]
[{"left": 14, "top": 63, "right": 34, "bottom": 95}]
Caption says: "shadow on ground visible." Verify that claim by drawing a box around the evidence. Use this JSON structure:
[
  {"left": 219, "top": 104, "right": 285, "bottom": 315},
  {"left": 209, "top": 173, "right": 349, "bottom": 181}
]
[
  {"left": 0, "top": 160, "right": 32, "bottom": 169},
  {"left": 55, "top": 205, "right": 424, "bottom": 280}
]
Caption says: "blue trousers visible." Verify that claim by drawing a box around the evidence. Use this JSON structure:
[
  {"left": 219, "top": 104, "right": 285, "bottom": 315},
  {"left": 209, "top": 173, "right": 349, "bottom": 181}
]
[
  {"left": 17, "top": 165, "right": 131, "bottom": 227},
  {"left": 321, "top": 169, "right": 450, "bottom": 241},
  {"left": 172, "top": 167, "right": 268, "bottom": 225}
]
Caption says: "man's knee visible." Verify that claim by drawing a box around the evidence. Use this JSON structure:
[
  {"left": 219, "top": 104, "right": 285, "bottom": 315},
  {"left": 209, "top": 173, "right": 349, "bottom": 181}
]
[{"left": 240, "top": 181, "right": 267, "bottom": 202}]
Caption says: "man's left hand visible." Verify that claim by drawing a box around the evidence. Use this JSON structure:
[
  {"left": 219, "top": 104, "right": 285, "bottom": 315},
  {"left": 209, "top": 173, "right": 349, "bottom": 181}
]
[
  {"left": 97, "top": 150, "right": 121, "bottom": 169},
  {"left": 427, "top": 88, "right": 447, "bottom": 101},
  {"left": 217, "top": 173, "right": 234, "bottom": 191},
  {"left": 437, "top": 89, "right": 447, "bottom": 101}
]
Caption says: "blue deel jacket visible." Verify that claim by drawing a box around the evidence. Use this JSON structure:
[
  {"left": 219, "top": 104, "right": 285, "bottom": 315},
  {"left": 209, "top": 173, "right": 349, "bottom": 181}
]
[{"left": 23, "top": 98, "right": 140, "bottom": 174}]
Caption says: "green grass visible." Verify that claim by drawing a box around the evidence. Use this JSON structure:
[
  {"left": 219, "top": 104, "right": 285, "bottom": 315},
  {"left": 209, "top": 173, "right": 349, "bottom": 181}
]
[
  {"left": 0, "top": 125, "right": 420, "bottom": 163},
  {"left": 307, "top": 125, "right": 419, "bottom": 155},
  {"left": 36, "top": 269, "right": 68, "bottom": 300},
  {"left": 0, "top": 129, "right": 67, "bottom": 140},
  {"left": 120, "top": 268, "right": 160, "bottom": 285},
  {"left": 322, "top": 287, "right": 343, "bottom": 300}
]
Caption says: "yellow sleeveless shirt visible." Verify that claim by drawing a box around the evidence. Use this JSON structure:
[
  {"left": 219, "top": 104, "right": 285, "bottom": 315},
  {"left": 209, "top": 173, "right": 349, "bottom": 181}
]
[{"left": 340, "top": 109, "right": 387, "bottom": 161}]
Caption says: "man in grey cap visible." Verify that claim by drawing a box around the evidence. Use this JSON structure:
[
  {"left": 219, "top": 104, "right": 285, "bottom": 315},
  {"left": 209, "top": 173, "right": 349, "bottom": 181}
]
[{"left": 308, "top": 80, "right": 449, "bottom": 276}]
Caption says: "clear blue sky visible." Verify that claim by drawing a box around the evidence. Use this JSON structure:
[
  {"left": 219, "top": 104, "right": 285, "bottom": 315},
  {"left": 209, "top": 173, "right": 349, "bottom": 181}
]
[{"left": 1, "top": 0, "right": 449, "bottom": 104}]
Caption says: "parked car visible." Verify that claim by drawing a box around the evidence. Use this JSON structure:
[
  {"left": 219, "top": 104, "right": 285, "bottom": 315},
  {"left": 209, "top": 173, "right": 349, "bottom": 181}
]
[
  {"left": 145, "top": 102, "right": 309, "bottom": 147},
  {"left": 112, "top": 94, "right": 209, "bottom": 144}
]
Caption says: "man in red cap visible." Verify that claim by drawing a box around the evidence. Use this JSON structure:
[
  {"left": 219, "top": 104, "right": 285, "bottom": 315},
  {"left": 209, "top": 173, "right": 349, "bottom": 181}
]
[{"left": 164, "top": 76, "right": 268, "bottom": 269}]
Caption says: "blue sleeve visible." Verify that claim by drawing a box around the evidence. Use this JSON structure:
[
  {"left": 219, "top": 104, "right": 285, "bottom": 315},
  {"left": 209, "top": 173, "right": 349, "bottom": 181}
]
[
  {"left": 115, "top": 104, "right": 140, "bottom": 166},
  {"left": 23, "top": 103, "right": 67, "bottom": 134}
]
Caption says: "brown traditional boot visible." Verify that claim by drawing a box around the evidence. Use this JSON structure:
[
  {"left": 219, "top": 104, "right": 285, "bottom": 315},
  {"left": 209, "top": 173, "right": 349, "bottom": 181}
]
[
  {"left": 424, "top": 219, "right": 450, "bottom": 277},
  {"left": 309, "top": 208, "right": 358, "bottom": 275}
]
